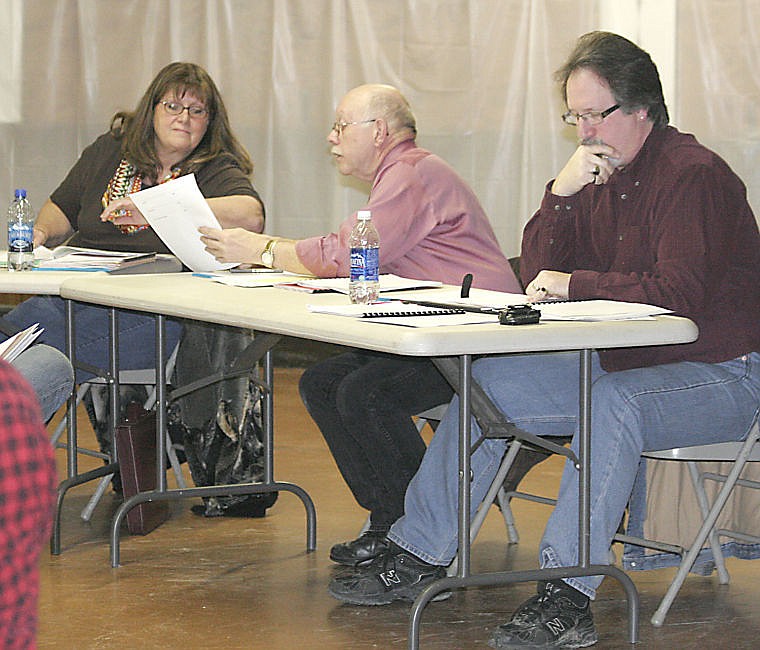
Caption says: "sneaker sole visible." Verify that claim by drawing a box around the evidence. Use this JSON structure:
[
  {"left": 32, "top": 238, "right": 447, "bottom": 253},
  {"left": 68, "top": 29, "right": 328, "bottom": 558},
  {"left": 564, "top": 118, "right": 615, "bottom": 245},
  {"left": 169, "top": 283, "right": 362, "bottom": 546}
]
[
  {"left": 488, "top": 624, "right": 598, "bottom": 649},
  {"left": 328, "top": 584, "right": 452, "bottom": 606}
]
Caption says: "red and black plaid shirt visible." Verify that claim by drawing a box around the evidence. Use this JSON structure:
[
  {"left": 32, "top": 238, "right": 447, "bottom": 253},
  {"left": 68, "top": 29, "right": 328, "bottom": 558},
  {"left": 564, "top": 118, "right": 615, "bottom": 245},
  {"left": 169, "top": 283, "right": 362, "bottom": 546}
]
[{"left": 0, "top": 360, "right": 57, "bottom": 649}]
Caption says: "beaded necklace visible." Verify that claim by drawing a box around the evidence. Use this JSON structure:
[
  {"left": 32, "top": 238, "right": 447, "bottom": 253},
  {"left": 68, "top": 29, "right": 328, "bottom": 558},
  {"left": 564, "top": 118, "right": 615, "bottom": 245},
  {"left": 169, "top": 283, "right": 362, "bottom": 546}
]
[{"left": 102, "top": 159, "right": 181, "bottom": 234}]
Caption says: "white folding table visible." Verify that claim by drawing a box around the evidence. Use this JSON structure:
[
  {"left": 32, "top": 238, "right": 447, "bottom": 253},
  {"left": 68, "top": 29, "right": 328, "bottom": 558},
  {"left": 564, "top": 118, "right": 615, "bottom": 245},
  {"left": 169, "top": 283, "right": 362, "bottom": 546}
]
[
  {"left": 0, "top": 269, "right": 111, "bottom": 481},
  {"left": 59, "top": 272, "right": 698, "bottom": 648}
]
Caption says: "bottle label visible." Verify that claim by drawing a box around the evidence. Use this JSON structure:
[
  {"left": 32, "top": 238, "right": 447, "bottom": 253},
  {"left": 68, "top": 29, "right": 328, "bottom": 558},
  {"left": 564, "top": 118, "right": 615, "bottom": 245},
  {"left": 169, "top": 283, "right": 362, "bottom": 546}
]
[
  {"left": 8, "top": 223, "right": 33, "bottom": 252},
  {"left": 350, "top": 247, "right": 379, "bottom": 282}
]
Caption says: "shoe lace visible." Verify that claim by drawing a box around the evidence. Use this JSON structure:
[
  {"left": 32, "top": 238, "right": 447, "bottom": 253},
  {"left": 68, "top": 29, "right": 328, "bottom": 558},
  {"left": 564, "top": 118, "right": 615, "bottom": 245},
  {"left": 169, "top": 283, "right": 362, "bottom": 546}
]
[
  {"left": 508, "top": 587, "right": 564, "bottom": 628},
  {"left": 366, "top": 547, "right": 400, "bottom": 575}
]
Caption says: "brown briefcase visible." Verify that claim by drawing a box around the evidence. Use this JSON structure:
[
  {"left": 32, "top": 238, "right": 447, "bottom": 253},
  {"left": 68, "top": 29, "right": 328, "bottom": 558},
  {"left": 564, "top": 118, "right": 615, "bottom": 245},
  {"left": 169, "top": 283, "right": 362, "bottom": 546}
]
[{"left": 115, "top": 403, "right": 170, "bottom": 535}]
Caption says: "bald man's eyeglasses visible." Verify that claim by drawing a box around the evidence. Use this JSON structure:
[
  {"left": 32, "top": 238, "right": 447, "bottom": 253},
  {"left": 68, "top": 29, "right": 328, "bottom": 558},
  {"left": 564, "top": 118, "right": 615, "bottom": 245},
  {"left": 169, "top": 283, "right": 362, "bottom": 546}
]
[{"left": 330, "top": 119, "right": 377, "bottom": 137}]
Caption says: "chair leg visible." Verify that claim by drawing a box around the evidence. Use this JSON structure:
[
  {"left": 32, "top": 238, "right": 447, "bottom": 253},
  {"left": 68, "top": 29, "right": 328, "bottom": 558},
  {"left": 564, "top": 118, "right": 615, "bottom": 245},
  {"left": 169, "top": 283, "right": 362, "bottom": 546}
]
[
  {"left": 166, "top": 432, "right": 187, "bottom": 489},
  {"left": 497, "top": 488, "right": 521, "bottom": 544},
  {"left": 50, "top": 384, "right": 91, "bottom": 448},
  {"left": 80, "top": 474, "right": 115, "bottom": 522},
  {"left": 447, "top": 441, "right": 524, "bottom": 576},
  {"left": 650, "top": 428, "right": 760, "bottom": 627},
  {"left": 687, "top": 461, "right": 730, "bottom": 584}
]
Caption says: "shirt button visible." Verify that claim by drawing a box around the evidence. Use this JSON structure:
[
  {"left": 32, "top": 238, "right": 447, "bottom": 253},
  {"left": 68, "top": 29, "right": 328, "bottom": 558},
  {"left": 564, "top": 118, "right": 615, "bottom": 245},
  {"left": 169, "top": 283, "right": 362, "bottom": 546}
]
[
  {"left": 620, "top": 193, "right": 628, "bottom": 200},
  {"left": 554, "top": 204, "right": 561, "bottom": 211}
]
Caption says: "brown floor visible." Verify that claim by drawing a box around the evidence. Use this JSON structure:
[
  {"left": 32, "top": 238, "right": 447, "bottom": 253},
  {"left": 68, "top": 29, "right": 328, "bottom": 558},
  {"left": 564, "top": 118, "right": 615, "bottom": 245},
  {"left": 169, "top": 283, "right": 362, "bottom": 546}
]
[{"left": 39, "top": 367, "right": 760, "bottom": 649}]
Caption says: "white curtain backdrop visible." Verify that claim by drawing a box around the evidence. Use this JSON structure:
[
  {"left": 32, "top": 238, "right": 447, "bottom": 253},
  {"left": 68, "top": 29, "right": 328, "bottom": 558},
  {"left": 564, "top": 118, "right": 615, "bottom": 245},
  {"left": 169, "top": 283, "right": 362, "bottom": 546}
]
[{"left": 2, "top": 0, "right": 759, "bottom": 258}]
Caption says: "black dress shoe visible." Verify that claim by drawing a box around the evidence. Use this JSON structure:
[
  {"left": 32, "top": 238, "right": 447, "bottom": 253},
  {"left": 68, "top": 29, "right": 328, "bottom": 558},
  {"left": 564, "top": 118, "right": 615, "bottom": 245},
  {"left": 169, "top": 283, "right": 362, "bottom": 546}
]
[{"left": 329, "top": 530, "right": 390, "bottom": 566}]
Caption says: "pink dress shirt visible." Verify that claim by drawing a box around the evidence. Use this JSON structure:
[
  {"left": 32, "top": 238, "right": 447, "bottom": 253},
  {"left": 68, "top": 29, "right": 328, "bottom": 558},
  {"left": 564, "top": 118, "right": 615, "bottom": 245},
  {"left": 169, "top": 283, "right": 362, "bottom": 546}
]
[{"left": 296, "top": 140, "right": 520, "bottom": 293}]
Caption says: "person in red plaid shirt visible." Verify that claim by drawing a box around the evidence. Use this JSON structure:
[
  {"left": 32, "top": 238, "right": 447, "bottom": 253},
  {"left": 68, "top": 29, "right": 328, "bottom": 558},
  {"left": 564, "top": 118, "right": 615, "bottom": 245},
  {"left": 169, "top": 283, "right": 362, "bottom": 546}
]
[{"left": 0, "top": 359, "right": 57, "bottom": 649}]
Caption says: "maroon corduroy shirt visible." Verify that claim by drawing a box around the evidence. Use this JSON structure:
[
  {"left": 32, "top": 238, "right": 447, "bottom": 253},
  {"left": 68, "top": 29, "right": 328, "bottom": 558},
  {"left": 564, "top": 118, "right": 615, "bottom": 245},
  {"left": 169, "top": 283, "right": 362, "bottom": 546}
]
[{"left": 521, "top": 126, "right": 760, "bottom": 371}]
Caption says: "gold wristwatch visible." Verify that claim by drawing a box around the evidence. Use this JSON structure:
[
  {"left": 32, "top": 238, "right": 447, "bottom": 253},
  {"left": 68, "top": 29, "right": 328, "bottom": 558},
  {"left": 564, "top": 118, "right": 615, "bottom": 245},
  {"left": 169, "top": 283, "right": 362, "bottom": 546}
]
[{"left": 261, "top": 239, "right": 277, "bottom": 268}]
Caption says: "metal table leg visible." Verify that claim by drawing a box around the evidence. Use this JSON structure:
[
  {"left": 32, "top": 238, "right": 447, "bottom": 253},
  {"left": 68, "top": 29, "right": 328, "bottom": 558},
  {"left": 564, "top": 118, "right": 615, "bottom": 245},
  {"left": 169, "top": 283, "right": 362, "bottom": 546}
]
[
  {"left": 109, "top": 316, "right": 317, "bottom": 567},
  {"left": 408, "top": 350, "right": 639, "bottom": 649}
]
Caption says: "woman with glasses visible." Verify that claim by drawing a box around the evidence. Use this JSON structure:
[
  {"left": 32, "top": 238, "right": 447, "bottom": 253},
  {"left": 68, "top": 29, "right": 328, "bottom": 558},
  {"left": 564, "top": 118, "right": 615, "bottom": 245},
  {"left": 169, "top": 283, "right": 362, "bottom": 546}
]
[
  {"left": 1, "top": 62, "right": 267, "bottom": 514},
  {"left": 4, "top": 61, "right": 263, "bottom": 380},
  {"left": 32, "top": 61, "right": 263, "bottom": 257}
]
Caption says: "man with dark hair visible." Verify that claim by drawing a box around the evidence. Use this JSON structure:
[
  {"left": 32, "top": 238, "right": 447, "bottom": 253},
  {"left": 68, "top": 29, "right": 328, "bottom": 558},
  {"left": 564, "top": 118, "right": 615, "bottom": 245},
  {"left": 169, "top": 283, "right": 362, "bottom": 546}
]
[{"left": 327, "top": 32, "right": 760, "bottom": 649}]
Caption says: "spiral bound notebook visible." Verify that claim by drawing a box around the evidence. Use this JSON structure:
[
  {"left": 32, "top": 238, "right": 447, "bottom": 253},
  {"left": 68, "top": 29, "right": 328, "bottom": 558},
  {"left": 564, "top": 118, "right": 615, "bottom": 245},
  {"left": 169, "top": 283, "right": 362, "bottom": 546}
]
[
  {"left": 360, "top": 307, "right": 465, "bottom": 318},
  {"left": 307, "top": 302, "right": 495, "bottom": 326}
]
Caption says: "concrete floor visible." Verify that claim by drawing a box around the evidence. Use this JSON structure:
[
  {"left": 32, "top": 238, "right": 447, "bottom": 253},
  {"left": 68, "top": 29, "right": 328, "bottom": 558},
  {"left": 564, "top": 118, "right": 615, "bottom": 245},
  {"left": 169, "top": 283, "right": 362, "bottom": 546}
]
[{"left": 39, "top": 367, "right": 760, "bottom": 649}]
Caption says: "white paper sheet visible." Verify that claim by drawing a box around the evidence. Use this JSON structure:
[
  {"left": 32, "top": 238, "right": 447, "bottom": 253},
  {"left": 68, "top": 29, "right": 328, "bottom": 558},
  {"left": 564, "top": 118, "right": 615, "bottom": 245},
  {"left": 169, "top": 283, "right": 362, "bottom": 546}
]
[
  {"left": 0, "top": 323, "right": 43, "bottom": 363},
  {"left": 292, "top": 274, "right": 443, "bottom": 294},
  {"left": 129, "top": 174, "right": 235, "bottom": 272},
  {"left": 394, "top": 289, "right": 672, "bottom": 321},
  {"left": 196, "top": 270, "right": 313, "bottom": 287},
  {"left": 536, "top": 300, "right": 672, "bottom": 321}
]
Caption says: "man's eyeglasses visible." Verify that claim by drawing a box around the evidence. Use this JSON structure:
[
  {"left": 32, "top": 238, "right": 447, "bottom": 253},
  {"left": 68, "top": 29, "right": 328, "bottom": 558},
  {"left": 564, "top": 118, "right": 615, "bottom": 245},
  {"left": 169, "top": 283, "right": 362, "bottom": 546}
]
[
  {"left": 330, "top": 119, "right": 377, "bottom": 137},
  {"left": 561, "top": 104, "right": 620, "bottom": 126},
  {"left": 159, "top": 100, "right": 209, "bottom": 119}
]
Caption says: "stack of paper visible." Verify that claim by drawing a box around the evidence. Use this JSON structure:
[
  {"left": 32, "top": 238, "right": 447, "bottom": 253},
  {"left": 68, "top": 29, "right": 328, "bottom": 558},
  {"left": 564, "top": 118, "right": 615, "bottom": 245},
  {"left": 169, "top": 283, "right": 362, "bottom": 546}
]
[
  {"left": 0, "top": 323, "right": 43, "bottom": 363},
  {"left": 198, "top": 270, "right": 314, "bottom": 288},
  {"left": 284, "top": 274, "right": 443, "bottom": 294},
  {"left": 33, "top": 245, "right": 156, "bottom": 271}
]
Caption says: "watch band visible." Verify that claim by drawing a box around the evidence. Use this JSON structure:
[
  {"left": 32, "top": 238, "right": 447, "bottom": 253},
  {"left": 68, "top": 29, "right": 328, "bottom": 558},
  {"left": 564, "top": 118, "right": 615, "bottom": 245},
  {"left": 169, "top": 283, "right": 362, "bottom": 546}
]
[{"left": 261, "top": 238, "right": 277, "bottom": 267}]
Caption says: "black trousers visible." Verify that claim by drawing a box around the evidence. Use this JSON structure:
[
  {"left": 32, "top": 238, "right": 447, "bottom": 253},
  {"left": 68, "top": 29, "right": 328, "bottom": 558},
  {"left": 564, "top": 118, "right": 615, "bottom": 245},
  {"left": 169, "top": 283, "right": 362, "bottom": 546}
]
[{"left": 299, "top": 350, "right": 453, "bottom": 530}]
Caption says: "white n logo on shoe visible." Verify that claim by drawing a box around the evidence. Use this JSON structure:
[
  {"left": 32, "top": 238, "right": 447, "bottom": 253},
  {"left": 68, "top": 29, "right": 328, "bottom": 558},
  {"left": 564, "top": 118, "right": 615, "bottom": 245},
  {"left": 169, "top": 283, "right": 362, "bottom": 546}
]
[
  {"left": 546, "top": 618, "right": 567, "bottom": 636},
  {"left": 380, "top": 569, "right": 401, "bottom": 587}
]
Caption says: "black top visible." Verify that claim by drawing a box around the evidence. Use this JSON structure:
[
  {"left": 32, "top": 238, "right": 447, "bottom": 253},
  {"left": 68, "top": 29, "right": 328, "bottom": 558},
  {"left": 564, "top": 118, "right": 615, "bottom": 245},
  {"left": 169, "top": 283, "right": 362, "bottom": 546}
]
[{"left": 51, "top": 132, "right": 262, "bottom": 254}]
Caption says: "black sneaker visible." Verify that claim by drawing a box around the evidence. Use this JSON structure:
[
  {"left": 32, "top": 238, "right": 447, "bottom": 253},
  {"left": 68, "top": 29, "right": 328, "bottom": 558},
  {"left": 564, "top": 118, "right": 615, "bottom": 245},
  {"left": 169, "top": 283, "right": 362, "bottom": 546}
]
[
  {"left": 488, "top": 581, "right": 597, "bottom": 648},
  {"left": 329, "top": 530, "right": 390, "bottom": 567},
  {"left": 328, "top": 545, "right": 447, "bottom": 606}
]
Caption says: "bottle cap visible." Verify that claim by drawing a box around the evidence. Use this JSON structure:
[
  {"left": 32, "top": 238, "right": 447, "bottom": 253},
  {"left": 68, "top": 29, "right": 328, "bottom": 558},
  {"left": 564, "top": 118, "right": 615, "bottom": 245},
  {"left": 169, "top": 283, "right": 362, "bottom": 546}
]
[
  {"left": 357, "top": 209, "right": 371, "bottom": 220},
  {"left": 14, "top": 189, "right": 26, "bottom": 199}
]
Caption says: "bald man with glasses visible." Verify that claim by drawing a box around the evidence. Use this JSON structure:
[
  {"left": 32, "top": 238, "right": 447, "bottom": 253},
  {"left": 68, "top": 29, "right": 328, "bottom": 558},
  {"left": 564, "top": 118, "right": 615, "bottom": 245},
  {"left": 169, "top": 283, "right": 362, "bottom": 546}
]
[{"left": 201, "top": 83, "right": 521, "bottom": 566}]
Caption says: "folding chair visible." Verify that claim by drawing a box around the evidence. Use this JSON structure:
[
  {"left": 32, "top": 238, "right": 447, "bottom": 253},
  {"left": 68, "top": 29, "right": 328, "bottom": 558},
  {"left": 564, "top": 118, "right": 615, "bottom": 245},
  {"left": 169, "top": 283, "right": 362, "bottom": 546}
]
[
  {"left": 491, "top": 411, "right": 760, "bottom": 627},
  {"left": 50, "top": 341, "right": 185, "bottom": 521},
  {"left": 624, "top": 413, "right": 760, "bottom": 626}
]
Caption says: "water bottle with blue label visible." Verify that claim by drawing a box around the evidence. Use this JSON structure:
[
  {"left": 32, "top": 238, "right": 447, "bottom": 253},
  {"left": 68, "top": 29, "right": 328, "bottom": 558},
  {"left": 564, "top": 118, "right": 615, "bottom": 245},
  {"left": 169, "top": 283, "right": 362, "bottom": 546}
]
[
  {"left": 348, "top": 209, "right": 380, "bottom": 304},
  {"left": 7, "top": 189, "right": 34, "bottom": 271}
]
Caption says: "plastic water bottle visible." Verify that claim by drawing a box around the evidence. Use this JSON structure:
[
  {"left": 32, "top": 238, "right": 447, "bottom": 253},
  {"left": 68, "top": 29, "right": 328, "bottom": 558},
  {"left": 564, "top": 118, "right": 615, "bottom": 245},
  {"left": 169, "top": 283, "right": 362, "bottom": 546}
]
[
  {"left": 7, "top": 189, "right": 34, "bottom": 271},
  {"left": 348, "top": 209, "right": 380, "bottom": 304}
]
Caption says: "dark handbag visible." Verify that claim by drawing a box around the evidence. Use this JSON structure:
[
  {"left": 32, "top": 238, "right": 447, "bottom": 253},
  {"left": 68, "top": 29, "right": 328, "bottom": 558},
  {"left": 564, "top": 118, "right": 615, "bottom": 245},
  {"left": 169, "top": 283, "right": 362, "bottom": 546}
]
[{"left": 115, "top": 402, "right": 170, "bottom": 535}]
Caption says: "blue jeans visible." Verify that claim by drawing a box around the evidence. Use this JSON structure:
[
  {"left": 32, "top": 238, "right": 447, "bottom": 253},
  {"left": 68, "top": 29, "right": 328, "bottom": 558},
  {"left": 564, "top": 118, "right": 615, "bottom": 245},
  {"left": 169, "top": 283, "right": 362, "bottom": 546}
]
[
  {"left": 11, "top": 344, "right": 74, "bottom": 422},
  {"left": 388, "top": 351, "right": 760, "bottom": 599},
  {"left": 3, "top": 295, "right": 182, "bottom": 384}
]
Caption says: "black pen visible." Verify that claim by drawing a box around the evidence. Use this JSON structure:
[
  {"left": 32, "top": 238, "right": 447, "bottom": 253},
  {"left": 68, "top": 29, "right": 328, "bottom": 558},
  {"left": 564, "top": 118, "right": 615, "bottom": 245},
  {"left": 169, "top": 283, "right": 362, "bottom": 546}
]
[{"left": 460, "top": 273, "right": 473, "bottom": 298}]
